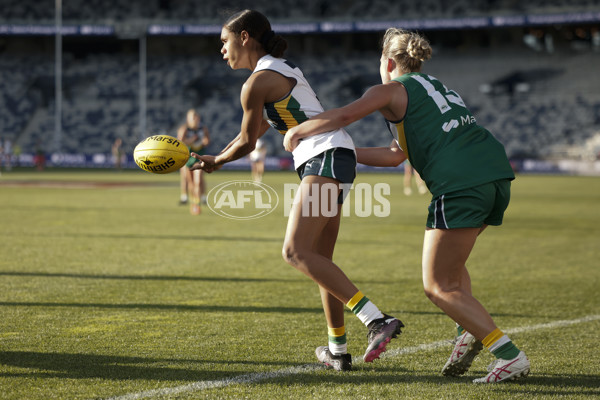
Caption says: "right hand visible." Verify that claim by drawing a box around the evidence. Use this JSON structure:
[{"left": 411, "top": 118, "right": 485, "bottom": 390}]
[{"left": 189, "top": 154, "right": 221, "bottom": 173}]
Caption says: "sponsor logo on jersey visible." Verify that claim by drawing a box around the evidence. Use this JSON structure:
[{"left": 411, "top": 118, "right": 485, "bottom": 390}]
[
  {"left": 442, "top": 119, "right": 459, "bottom": 132},
  {"left": 442, "top": 114, "right": 477, "bottom": 132}
]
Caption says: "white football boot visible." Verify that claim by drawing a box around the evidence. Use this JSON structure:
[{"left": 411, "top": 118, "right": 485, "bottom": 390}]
[
  {"left": 473, "top": 351, "right": 530, "bottom": 383},
  {"left": 442, "top": 331, "right": 483, "bottom": 376}
]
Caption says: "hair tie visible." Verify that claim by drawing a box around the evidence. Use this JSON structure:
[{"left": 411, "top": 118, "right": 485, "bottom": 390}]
[{"left": 260, "top": 30, "right": 275, "bottom": 48}]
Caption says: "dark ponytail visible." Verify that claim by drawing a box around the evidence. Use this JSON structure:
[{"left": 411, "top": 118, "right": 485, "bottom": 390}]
[{"left": 224, "top": 9, "right": 288, "bottom": 58}]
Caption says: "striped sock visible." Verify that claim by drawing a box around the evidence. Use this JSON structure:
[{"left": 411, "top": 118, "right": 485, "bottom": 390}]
[
  {"left": 328, "top": 326, "right": 347, "bottom": 355},
  {"left": 482, "top": 328, "right": 521, "bottom": 360},
  {"left": 457, "top": 324, "right": 465, "bottom": 336},
  {"left": 346, "top": 291, "right": 384, "bottom": 327}
]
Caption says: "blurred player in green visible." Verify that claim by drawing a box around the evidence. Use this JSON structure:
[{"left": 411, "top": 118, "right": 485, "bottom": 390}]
[
  {"left": 285, "top": 28, "right": 529, "bottom": 383},
  {"left": 178, "top": 109, "right": 210, "bottom": 215}
]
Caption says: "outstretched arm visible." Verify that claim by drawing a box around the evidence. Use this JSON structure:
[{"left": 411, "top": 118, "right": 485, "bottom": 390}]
[
  {"left": 190, "top": 75, "right": 271, "bottom": 172},
  {"left": 356, "top": 140, "right": 406, "bottom": 167},
  {"left": 283, "top": 83, "right": 398, "bottom": 152},
  {"left": 213, "top": 80, "right": 270, "bottom": 164}
]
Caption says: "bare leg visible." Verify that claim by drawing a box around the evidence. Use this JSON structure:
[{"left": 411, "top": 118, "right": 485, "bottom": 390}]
[
  {"left": 413, "top": 169, "right": 428, "bottom": 194},
  {"left": 403, "top": 164, "right": 413, "bottom": 195},
  {"left": 189, "top": 169, "right": 201, "bottom": 214},
  {"left": 403, "top": 165, "right": 412, "bottom": 186},
  {"left": 179, "top": 166, "right": 189, "bottom": 202},
  {"left": 422, "top": 227, "right": 497, "bottom": 341},
  {"left": 251, "top": 162, "right": 257, "bottom": 181},
  {"left": 256, "top": 160, "right": 265, "bottom": 182},
  {"left": 199, "top": 169, "right": 206, "bottom": 200},
  {"left": 282, "top": 175, "right": 358, "bottom": 304},
  {"left": 192, "top": 169, "right": 201, "bottom": 201},
  {"left": 314, "top": 208, "right": 345, "bottom": 329}
]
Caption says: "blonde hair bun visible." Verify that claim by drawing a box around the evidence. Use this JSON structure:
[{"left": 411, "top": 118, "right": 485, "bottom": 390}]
[
  {"left": 382, "top": 28, "right": 432, "bottom": 72},
  {"left": 407, "top": 38, "right": 432, "bottom": 62}
]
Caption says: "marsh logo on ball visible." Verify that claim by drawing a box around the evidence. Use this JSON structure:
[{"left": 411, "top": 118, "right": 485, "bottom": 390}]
[
  {"left": 207, "top": 180, "right": 279, "bottom": 220},
  {"left": 133, "top": 134, "right": 189, "bottom": 174}
]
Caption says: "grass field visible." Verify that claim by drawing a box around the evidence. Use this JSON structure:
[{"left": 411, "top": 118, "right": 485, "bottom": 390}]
[{"left": 1, "top": 169, "right": 599, "bottom": 399}]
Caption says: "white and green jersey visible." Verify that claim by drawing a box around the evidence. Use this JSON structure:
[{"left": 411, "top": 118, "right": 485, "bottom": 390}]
[
  {"left": 388, "top": 72, "right": 515, "bottom": 197},
  {"left": 254, "top": 55, "right": 355, "bottom": 168}
]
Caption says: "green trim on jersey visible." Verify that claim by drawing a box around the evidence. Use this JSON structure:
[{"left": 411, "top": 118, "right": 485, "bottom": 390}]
[
  {"left": 265, "top": 93, "right": 309, "bottom": 134},
  {"left": 388, "top": 73, "right": 515, "bottom": 197}
]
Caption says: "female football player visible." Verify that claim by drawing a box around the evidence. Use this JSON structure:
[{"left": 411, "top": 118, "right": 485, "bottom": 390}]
[
  {"left": 284, "top": 28, "right": 530, "bottom": 383},
  {"left": 248, "top": 137, "right": 267, "bottom": 182},
  {"left": 190, "top": 10, "right": 402, "bottom": 370},
  {"left": 178, "top": 108, "right": 211, "bottom": 215}
]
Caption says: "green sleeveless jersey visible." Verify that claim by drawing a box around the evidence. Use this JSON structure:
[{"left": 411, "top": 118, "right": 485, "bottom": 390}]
[{"left": 388, "top": 73, "right": 514, "bottom": 197}]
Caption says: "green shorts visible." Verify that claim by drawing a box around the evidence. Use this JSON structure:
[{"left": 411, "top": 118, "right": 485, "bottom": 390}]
[
  {"left": 185, "top": 149, "right": 207, "bottom": 168},
  {"left": 184, "top": 156, "right": 195, "bottom": 168},
  {"left": 426, "top": 179, "right": 511, "bottom": 229},
  {"left": 296, "top": 147, "right": 356, "bottom": 204}
]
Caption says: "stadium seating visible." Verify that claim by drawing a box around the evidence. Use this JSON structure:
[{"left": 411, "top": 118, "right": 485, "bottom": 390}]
[
  {"left": 2, "top": 42, "right": 598, "bottom": 160},
  {"left": 1, "top": 0, "right": 599, "bottom": 160},
  {"left": 2, "top": 0, "right": 600, "bottom": 23}
]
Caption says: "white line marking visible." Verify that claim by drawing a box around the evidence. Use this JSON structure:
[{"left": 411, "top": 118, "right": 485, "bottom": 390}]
[
  {"left": 504, "top": 314, "right": 600, "bottom": 334},
  {"left": 384, "top": 313, "right": 600, "bottom": 358},
  {"left": 105, "top": 314, "right": 600, "bottom": 400},
  {"left": 106, "top": 365, "right": 319, "bottom": 400}
]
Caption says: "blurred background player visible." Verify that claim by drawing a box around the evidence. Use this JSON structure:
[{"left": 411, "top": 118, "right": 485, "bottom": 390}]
[
  {"left": 34, "top": 138, "right": 45, "bottom": 172},
  {"left": 177, "top": 108, "right": 210, "bottom": 215},
  {"left": 249, "top": 137, "right": 267, "bottom": 182},
  {"left": 111, "top": 137, "right": 124, "bottom": 171},
  {"left": 403, "top": 159, "right": 427, "bottom": 195},
  {"left": 12, "top": 141, "right": 21, "bottom": 168}
]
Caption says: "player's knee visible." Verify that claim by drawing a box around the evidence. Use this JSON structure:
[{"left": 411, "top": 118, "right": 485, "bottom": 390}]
[
  {"left": 424, "top": 285, "right": 449, "bottom": 308},
  {"left": 423, "top": 284, "right": 438, "bottom": 303},
  {"left": 282, "top": 242, "right": 308, "bottom": 268},
  {"left": 282, "top": 243, "right": 298, "bottom": 266},
  {"left": 423, "top": 281, "right": 460, "bottom": 304}
]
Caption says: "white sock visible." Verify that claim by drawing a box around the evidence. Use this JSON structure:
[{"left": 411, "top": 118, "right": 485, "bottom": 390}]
[
  {"left": 329, "top": 342, "right": 347, "bottom": 355},
  {"left": 355, "top": 301, "right": 384, "bottom": 327}
]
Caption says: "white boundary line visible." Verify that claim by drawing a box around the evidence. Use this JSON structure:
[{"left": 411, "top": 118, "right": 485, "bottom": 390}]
[{"left": 106, "top": 314, "right": 600, "bottom": 400}]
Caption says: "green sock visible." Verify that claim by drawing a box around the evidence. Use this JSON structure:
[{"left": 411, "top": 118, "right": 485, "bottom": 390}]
[
  {"left": 457, "top": 325, "right": 465, "bottom": 336},
  {"left": 492, "top": 341, "right": 521, "bottom": 360},
  {"left": 483, "top": 328, "right": 521, "bottom": 360}
]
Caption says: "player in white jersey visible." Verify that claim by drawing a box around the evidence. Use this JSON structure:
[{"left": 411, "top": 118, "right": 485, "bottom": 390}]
[
  {"left": 190, "top": 10, "right": 402, "bottom": 370},
  {"left": 253, "top": 53, "right": 354, "bottom": 168}
]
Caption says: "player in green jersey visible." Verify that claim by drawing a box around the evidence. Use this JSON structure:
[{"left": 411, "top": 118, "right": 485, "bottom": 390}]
[{"left": 284, "top": 28, "right": 530, "bottom": 383}]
